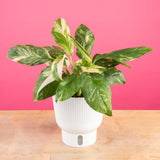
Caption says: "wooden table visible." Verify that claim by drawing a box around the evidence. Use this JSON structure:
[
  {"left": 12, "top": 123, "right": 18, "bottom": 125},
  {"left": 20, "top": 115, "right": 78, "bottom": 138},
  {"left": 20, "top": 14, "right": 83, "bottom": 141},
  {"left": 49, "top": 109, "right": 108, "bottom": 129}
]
[{"left": 0, "top": 110, "right": 159, "bottom": 160}]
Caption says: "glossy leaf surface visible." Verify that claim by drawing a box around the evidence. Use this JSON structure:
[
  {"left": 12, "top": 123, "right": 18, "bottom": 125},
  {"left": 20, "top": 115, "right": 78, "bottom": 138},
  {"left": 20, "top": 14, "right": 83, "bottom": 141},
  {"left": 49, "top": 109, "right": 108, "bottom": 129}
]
[
  {"left": 70, "top": 36, "right": 92, "bottom": 62},
  {"left": 43, "top": 46, "right": 65, "bottom": 58},
  {"left": 93, "top": 54, "right": 131, "bottom": 68},
  {"left": 81, "top": 73, "right": 112, "bottom": 116},
  {"left": 103, "top": 68, "right": 126, "bottom": 85},
  {"left": 52, "top": 55, "right": 66, "bottom": 81},
  {"left": 7, "top": 45, "right": 53, "bottom": 66},
  {"left": 94, "top": 47, "right": 152, "bottom": 63},
  {"left": 52, "top": 18, "right": 74, "bottom": 56},
  {"left": 34, "top": 66, "right": 59, "bottom": 101},
  {"left": 75, "top": 24, "right": 95, "bottom": 58},
  {"left": 72, "top": 59, "right": 106, "bottom": 74},
  {"left": 56, "top": 73, "right": 82, "bottom": 102}
]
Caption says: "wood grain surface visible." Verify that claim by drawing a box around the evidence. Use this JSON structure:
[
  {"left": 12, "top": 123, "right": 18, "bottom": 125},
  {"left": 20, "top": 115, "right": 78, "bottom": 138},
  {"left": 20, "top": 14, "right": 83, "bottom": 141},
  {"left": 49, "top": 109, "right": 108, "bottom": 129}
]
[{"left": 0, "top": 110, "right": 159, "bottom": 160}]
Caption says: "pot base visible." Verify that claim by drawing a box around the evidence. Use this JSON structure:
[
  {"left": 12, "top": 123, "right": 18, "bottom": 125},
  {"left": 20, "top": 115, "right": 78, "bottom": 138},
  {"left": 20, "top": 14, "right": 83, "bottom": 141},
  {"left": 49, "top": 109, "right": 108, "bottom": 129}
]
[{"left": 62, "top": 130, "right": 97, "bottom": 147}]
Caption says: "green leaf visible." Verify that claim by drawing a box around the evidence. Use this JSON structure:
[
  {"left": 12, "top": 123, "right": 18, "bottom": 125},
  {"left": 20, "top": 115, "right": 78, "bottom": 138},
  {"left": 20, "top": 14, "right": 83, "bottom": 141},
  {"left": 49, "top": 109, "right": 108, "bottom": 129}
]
[
  {"left": 81, "top": 73, "right": 112, "bottom": 116},
  {"left": 92, "top": 53, "right": 100, "bottom": 63},
  {"left": 44, "top": 46, "right": 70, "bottom": 67},
  {"left": 34, "top": 66, "right": 59, "bottom": 101},
  {"left": 7, "top": 45, "right": 53, "bottom": 66},
  {"left": 43, "top": 45, "right": 68, "bottom": 66},
  {"left": 52, "top": 55, "right": 66, "bottom": 81},
  {"left": 93, "top": 54, "right": 131, "bottom": 69},
  {"left": 93, "top": 54, "right": 120, "bottom": 68},
  {"left": 94, "top": 47, "right": 153, "bottom": 62},
  {"left": 103, "top": 68, "right": 126, "bottom": 85},
  {"left": 62, "top": 71, "right": 68, "bottom": 79},
  {"left": 75, "top": 24, "right": 95, "bottom": 58},
  {"left": 70, "top": 36, "right": 92, "bottom": 62},
  {"left": 43, "top": 46, "right": 65, "bottom": 58},
  {"left": 72, "top": 59, "right": 106, "bottom": 74},
  {"left": 52, "top": 18, "right": 74, "bottom": 56},
  {"left": 55, "top": 73, "right": 82, "bottom": 102}
]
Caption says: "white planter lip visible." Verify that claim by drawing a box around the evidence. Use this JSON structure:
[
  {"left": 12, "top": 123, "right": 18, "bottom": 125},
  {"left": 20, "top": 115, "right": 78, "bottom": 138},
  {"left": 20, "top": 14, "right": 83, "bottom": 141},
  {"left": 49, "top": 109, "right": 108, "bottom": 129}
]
[{"left": 53, "top": 95, "right": 85, "bottom": 100}]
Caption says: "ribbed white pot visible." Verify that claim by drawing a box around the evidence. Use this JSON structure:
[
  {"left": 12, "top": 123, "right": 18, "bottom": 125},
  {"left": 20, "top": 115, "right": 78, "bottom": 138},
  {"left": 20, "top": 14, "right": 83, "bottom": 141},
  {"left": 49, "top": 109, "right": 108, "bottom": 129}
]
[{"left": 52, "top": 96, "right": 103, "bottom": 147}]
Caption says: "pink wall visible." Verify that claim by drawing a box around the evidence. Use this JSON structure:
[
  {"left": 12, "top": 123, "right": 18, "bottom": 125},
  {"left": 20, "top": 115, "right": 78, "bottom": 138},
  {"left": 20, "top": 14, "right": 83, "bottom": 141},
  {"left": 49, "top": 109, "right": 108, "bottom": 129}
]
[{"left": 1, "top": 0, "right": 160, "bottom": 110}]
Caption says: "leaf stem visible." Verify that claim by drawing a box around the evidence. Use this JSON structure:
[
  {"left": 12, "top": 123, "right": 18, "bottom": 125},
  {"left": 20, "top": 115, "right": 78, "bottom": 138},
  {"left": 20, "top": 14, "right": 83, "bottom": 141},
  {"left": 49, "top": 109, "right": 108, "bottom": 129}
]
[
  {"left": 76, "top": 88, "right": 82, "bottom": 97},
  {"left": 70, "top": 36, "right": 92, "bottom": 62},
  {"left": 64, "top": 66, "right": 71, "bottom": 75},
  {"left": 69, "top": 56, "right": 73, "bottom": 66}
]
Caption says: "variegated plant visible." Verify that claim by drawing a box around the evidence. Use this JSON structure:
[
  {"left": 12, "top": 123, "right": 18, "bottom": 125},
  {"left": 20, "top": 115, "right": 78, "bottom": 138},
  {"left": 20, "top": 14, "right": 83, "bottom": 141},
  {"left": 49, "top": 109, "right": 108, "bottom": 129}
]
[{"left": 7, "top": 18, "right": 153, "bottom": 116}]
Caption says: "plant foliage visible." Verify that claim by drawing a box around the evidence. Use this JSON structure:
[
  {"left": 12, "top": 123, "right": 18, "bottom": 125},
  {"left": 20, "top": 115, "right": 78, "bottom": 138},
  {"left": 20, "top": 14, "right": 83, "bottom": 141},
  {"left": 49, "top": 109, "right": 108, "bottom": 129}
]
[{"left": 7, "top": 18, "right": 153, "bottom": 116}]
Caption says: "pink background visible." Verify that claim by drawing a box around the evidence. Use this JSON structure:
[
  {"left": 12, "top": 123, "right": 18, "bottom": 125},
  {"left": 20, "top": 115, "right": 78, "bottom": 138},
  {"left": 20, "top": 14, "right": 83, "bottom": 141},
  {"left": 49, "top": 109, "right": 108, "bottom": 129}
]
[{"left": 1, "top": 0, "right": 160, "bottom": 110}]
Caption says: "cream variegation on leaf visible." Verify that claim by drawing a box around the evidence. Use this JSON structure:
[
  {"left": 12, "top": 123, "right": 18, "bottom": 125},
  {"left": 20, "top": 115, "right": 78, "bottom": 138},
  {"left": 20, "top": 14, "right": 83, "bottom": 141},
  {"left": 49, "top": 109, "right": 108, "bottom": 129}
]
[
  {"left": 52, "top": 18, "right": 74, "bottom": 56},
  {"left": 103, "top": 68, "right": 126, "bottom": 85},
  {"left": 75, "top": 24, "right": 95, "bottom": 59},
  {"left": 93, "top": 47, "right": 153, "bottom": 69},
  {"left": 70, "top": 36, "right": 92, "bottom": 62},
  {"left": 72, "top": 59, "right": 106, "bottom": 74},
  {"left": 81, "top": 73, "right": 112, "bottom": 116},
  {"left": 7, "top": 45, "right": 53, "bottom": 66},
  {"left": 51, "top": 55, "right": 69, "bottom": 81},
  {"left": 34, "top": 66, "right": 59, "bottom": 101}
]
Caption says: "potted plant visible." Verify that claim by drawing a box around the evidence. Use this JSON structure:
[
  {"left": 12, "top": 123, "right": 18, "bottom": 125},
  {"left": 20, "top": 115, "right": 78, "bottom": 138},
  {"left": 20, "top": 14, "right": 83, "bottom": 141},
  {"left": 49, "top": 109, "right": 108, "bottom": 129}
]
[{"left": 7, "top": 18, "right": 152, "bottom": 147}]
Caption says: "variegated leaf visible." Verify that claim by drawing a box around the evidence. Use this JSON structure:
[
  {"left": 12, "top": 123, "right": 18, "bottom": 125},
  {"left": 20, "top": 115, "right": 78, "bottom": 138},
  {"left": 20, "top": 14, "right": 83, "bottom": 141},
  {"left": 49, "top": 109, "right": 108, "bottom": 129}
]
[
  {"left": 92, "top": 53, "right": 100, "bottom": 63},
  {"left": 7, "top": 45, "right": 53, "bottom": 66},
  {"left": 64, "top": 56, "right": 70, "bottom": 67},
  {"left": 52, "top": 55, "right": 66, "bottom": 81},
  {"left": 81, "top": 73, "right": 112, "bottom": 116},
  {"left": 44, "top": 46, "right": 70, "bottom": 67},
  {"left": 70, "top": 36, "right": 92, "bottom": 62},
  {"left": 75, "top": 24, "right": 95, "bottom": 58},
  {"left": 103, "top": 68, "right": 126, "bottom": 85},
  {"left": 43, "top": 45, "right": 67, "bottom": 66},
  {"left": 73, "top": 59, "right": 106, "bottom": 74},
  {"left": 52, "top": 18, "right": 74, "bottom": 56},
  {"left": 80, "top": 66, "right": 105, "bottom": 73},
  {"left": 34, "top": 66, "right": 59, "bottom": 101},
  {"left": 93, "top": 55, "right": 131, "bottom": 68},
  {"left": 43, "top": 45, "right": 65, "bottom": 58},
  {"left": 55, "top": 73, "right": 82, "bottom": 102},
  {"left": 93, "top": 47, "right": 153, "bottom": 63},
  {"left": 106, "top": 46, "right": 153, "bottom": 61}
]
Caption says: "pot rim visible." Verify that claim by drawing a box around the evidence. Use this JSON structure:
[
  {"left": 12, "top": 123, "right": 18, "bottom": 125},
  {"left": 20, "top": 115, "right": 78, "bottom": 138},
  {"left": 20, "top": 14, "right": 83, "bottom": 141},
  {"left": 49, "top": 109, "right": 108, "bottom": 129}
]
[{"left": 53, "top": 95, "right": 85, "bottom": 99}]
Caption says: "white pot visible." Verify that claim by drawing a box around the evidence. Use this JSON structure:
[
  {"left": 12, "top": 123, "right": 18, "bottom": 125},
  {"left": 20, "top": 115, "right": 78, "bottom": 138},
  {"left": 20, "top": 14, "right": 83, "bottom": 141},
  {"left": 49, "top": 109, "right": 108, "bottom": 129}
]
[{"left": 52, "top": 96, "right": 103, "bottom": 147}]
